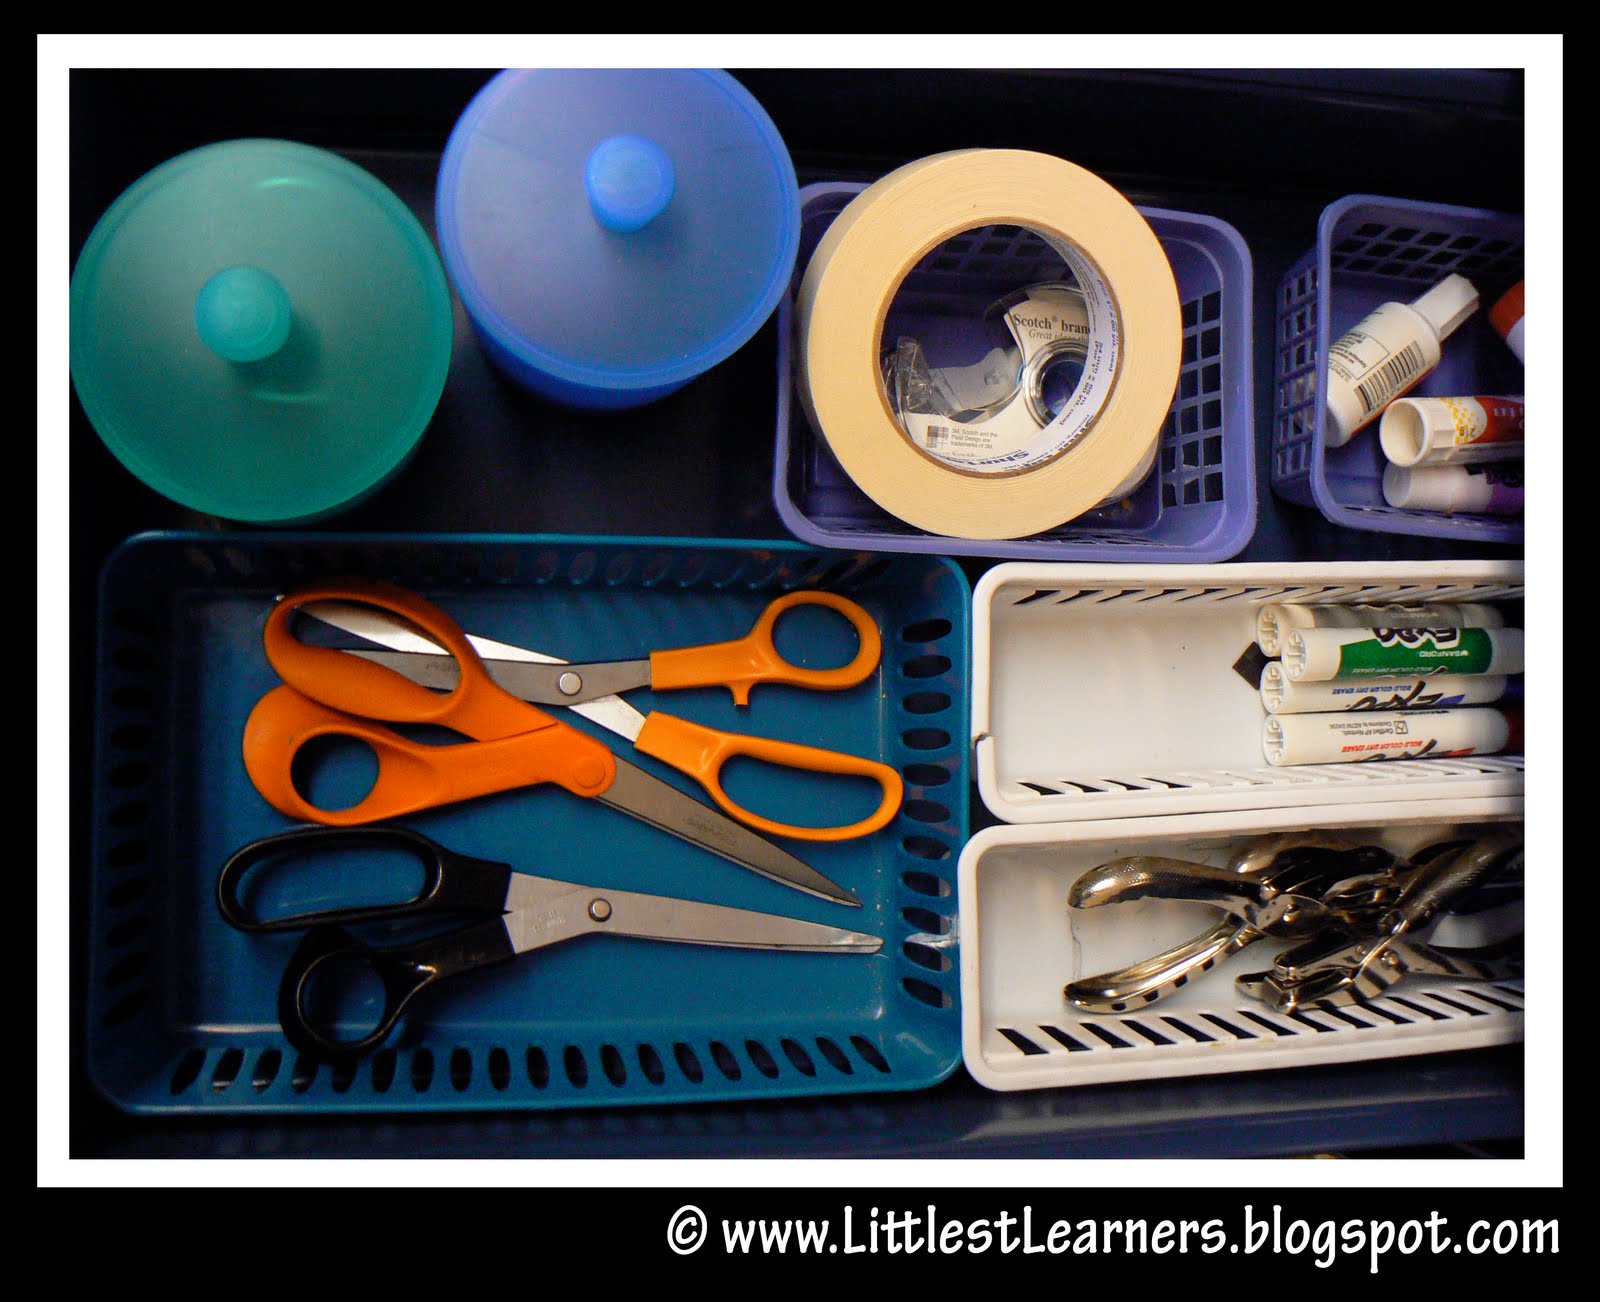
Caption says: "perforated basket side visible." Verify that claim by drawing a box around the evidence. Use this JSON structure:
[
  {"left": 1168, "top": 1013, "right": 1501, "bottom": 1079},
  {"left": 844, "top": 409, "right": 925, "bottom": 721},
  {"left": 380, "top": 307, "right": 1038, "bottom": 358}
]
[
  {"left": 88, "top": 533, "right": 970, "bottom": 1113},
  {"left": 1270, "top": 194, "right": 1525, "bottom": 542},
  {"left": 971, "top": 561, "right": 1525, "bottom": 826},
  {"left": 775, "top": 183, "right": 1255, "bottom": 562},
  {"left": 958, "top": 803, "right": 1526, "bottom": 1092}
]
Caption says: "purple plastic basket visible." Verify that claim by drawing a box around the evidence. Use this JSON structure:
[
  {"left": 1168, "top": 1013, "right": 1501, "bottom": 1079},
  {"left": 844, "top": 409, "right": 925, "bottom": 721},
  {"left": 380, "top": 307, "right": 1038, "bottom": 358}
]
[
  {"left": 1271, "top": 194, "right": 1524, "bottom": 543},
  {"left": 774, "top": 182, "right": 1255, "bottom": 562}
]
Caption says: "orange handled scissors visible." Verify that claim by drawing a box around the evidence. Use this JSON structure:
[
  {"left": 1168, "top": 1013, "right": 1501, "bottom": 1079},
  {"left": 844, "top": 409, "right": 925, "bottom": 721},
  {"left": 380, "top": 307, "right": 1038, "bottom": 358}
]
[
  {"left": 242, "top": 580, "right": 862, "bottom": 906},
  {"left": 302, "top": 588, "right": 905, "bottom": 843}
]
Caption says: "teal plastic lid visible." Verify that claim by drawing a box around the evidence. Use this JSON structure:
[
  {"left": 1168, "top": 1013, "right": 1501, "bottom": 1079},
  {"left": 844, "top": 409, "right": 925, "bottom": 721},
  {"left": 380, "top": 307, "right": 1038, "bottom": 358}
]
[
  {"left": 436, "top": 70, "right": 800, "bottom": 408},
  {"left": 70, "top": 139, "right": 454, "bottom": 523}
]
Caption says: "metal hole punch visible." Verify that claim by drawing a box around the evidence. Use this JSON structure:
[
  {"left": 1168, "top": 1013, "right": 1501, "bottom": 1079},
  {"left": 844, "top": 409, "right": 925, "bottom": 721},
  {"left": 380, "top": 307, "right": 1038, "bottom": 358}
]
[
  {"left": 1234, "top": 830, "right": 1525, "bottom": 1013},
  {"left": 1064, "top": 832, "right": 1420, "bottom": 1014}
]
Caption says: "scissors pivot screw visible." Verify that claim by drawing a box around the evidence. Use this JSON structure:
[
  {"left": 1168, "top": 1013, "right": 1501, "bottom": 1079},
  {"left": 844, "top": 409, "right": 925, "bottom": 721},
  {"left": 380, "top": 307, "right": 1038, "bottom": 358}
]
[
  {"left": 588, "top": 898, "right": 613, "bottom": 922},
  {"left": 557, "top": 671, "right": 583, "bottom": 696}
]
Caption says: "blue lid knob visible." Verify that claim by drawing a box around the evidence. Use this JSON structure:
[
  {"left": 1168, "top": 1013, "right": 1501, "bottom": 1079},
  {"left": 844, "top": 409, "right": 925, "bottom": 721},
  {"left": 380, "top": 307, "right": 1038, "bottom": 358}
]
[
  {"left": 194, "top": 264, "right": 293, "bottom": 363},
  {"left": 584, "top": 135, "right": 676, "bottom": 233}
]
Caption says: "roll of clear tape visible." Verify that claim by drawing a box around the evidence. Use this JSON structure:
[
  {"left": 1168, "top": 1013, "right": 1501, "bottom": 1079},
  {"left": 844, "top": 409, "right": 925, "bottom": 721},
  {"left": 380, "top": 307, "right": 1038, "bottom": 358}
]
[{"left": 795, "top": 150, "right": 1181, "bottom": 540}]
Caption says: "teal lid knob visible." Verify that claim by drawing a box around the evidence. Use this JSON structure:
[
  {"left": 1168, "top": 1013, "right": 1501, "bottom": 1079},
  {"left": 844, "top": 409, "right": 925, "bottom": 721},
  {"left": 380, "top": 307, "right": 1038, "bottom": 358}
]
[
  {"left": 194, "top": 264, "right": 293, "bottom": 363},
  {"left": 584, "top": 135, "right": 675, "bottom": 233}
]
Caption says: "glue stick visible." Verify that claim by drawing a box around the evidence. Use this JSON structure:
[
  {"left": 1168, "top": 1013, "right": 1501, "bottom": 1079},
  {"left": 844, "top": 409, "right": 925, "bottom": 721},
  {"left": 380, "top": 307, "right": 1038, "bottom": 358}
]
[
  {"left": 1323, "top": 274, "right": 1479, "bottom": 447},
  {"left": 1489, "top": 281, "right": 1525, "bottom": 362},
  {"left": 1379, "top": 395, "right": 1523, "bottom": 467},
  {"left": 1383, "top": 462, "right": 1524, "bottom": 516},
  {"left": 1259, "top": 661, "right": 1512, "bottom": 714},
  {"left": 1262, "top": 707, "right": 1519, "bottom": 766},
  {"left": 1281, "top": 625, "right": 1524, "bottom": 683},
  {"left": 1255, "top": 601, "right": 1502, "bottom": 658}
]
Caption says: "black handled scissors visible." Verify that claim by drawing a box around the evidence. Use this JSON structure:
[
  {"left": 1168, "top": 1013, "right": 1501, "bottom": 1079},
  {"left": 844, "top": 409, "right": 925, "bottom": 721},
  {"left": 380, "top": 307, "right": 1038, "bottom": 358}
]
[{"left": 219, "top": 825, "right": 882, "bottom": 1059}]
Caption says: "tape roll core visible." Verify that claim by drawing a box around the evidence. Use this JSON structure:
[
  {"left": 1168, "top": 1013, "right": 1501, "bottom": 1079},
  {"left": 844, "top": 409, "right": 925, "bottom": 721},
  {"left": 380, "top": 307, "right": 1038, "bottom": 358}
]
[{"left": 796, "top": 150, "right": 1181, "bottom": 539}]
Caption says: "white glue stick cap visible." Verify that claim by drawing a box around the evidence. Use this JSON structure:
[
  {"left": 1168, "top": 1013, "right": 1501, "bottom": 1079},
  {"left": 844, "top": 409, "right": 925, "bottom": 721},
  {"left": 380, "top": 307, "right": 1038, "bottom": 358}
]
[
  {"left": 1410, "top": 274, "right": 1479, "bottom": 341},
  {"left": 1383, "top": 462, "right": 1521, "bottom": 514},
  {"left": 1379, "top": 398, "right": 1454, "bottom": 467}
]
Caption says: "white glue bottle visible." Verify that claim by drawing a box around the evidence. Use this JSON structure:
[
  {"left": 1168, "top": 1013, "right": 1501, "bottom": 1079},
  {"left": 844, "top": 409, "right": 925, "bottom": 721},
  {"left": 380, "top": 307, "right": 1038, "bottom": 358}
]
[{"left": 1323, "top": 274, "right": 1480, "bottom": 447}]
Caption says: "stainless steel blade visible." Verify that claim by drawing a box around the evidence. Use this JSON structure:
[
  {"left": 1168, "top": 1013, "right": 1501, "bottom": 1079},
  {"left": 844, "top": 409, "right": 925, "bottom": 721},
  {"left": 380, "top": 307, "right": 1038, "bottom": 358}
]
[
  {"left": 599, "top": 758, "right": 861, "bottom": 907},
  {"left": 502, "top": 877, "right": 879, "bottom": 955},
  {"left": 302, "top": 600, "right": 648, "bottom": 742}
]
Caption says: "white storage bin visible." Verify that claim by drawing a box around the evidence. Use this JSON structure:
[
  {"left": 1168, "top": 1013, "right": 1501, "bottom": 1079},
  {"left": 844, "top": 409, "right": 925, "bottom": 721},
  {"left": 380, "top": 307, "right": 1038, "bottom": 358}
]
[
  {"left": 972, "top": 560, "right": 1524, "bottom": 823},
  {"left": 958, "top": 799, "right": 1525, "bottom": 1092}
]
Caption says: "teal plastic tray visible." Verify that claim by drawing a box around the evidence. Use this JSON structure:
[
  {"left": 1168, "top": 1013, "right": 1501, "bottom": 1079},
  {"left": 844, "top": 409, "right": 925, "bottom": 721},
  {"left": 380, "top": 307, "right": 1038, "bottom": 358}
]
[{"left": 87, "top": 532, "right": 969, "bottom": 1113}]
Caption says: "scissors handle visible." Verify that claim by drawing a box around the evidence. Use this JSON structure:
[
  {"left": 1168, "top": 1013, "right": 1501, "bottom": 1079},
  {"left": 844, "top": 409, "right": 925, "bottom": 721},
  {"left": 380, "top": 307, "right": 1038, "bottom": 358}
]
[
  {"left": 277, "top": 919, "right": 518, "bottom": 1059},
  {"left": 218, "top": 825, "right": 514, "bottom": 932},
  {"left": 264, "top": 579, "right": 559, "bottom": 742},
  {"left": 243, "top": 684, "right": 617, "bottom": 825},
  {"left": 650, "top": 591, "right": 882, "bottom": 706},
  {"left": 633, "top": 713, "right": 903, "bottom": 842}
]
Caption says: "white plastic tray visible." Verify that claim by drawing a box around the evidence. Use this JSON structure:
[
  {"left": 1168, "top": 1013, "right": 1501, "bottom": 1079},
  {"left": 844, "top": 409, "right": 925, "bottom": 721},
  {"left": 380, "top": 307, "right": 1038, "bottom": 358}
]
[
  {"left": 958, "top": 798, "right": 1525, "bottom": 1092},
  {"left": 972, "top": 560, "right": 1525, "bottom": 823}
]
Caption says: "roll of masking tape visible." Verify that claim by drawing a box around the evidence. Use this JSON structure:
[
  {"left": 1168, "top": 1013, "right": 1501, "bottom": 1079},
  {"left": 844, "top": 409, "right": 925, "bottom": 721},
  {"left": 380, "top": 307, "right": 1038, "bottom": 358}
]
[{"left": 795, "top": 149, "right": 1181, "bottom": 539}]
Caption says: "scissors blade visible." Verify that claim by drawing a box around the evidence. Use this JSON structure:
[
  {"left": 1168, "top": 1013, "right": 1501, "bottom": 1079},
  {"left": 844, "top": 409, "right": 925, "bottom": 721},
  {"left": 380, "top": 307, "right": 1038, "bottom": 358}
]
[
  {"left": 301, "top": 600, "right": 648, "bottom": 741},
  {"left": 598, "top": 758, "right": 860, "bottom": 907},
  {"left": 503, "top": 878, "right": 880, "bottom": 955}
]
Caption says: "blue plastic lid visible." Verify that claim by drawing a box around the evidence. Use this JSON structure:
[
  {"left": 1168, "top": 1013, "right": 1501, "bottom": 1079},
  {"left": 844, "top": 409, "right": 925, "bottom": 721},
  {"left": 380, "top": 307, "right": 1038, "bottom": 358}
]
[{"left": 436, "top": 69, "right": 800, "bottom": 405}]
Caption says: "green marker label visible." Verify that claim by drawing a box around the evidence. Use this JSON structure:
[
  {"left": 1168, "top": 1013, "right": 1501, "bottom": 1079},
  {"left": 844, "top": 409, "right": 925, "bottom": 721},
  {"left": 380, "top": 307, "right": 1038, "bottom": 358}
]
[{"left": 1337, "top": 627, "right": 1496, "bottom": 678}]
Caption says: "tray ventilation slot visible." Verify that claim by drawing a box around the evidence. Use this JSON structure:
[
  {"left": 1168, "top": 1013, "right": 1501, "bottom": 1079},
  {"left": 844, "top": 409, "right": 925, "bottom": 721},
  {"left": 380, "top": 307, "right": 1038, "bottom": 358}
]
[
  {"left": 992, "top": 986, "right": 1524, "bottom": 1064},
  {"left": 174, "top": 1033, "right": 908, "bottom": 1099}
]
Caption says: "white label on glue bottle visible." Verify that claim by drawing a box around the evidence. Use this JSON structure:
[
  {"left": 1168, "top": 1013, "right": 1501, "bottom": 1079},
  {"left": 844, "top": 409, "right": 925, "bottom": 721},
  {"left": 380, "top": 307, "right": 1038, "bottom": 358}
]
[{"left": 1323, "top": 275, "right": 1479, "bottom": 447}]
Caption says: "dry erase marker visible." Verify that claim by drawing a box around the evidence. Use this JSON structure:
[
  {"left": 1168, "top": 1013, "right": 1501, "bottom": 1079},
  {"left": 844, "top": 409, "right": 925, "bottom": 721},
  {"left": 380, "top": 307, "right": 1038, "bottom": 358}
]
[
  {"left": 1263, "top": 707, "right": 1519, "bottom": 766},
  {"left": 1281, "top": 625, "right": 1524, "bottom": 682},
  {"left": 1255, "top": 601, "right": 1503, "bottom": 658},
  {"left": 1259, "top": 662, "right": 1512, "bottom": 714}
]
